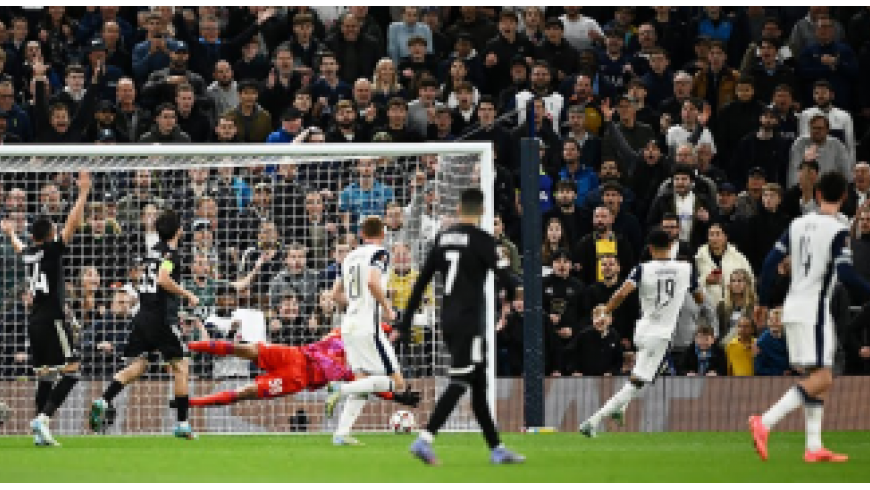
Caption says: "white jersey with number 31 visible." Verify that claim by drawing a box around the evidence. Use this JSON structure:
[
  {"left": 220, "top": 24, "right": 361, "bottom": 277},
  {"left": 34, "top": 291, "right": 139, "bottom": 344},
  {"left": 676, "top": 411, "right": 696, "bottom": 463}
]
[{"left": 340, "top": 244, "right": 390, "bottom": 332}]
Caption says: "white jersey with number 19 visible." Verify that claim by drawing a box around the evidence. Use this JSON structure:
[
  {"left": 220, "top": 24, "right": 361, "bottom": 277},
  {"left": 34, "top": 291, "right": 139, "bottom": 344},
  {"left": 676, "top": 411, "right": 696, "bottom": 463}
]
[
  {"left": 626, "top": 259, "right": 698, "bottom": 340},
  {"left": 340, "top": 243, "right": 390, "bottom": 332}
]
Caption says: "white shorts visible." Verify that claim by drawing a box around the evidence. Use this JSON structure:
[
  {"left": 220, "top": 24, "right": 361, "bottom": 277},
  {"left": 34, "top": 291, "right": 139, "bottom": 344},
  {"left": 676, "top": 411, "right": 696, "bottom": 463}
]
[
  {"left": 341, "top": 321, "right": 400, "bottom": 376},
  {"left": 632, "top": 336, "right": 670, "bottom": 383},
  {"left": 784, "top": 321, "right": 835, "bottom": 368}
]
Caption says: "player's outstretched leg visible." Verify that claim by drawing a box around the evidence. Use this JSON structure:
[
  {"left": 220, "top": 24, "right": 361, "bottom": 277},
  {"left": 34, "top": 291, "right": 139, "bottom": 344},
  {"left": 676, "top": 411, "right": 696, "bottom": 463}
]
[
  {"left": 581, "top": 378, "right": 644, "bottom": 437},
  {"left": 91, "top": 359, "right": 148, "bottom": 433},
  {"left": 169, "top": 358, "right": 195, "bottom": 440},
  {"left": 332, "top": 394, "right": 367, "bottom": 446},
  {"left": 31, "top": 364, "right": 81, "bottom": 447},
  {"left": 33, "top": 373, "right": 55, "bottom": 446},
  {"left": 468, "top": 368, "right": 524, "bottom": 464},
  {"left": 749, "top": 385, "right": 805, "bottom": 461}
]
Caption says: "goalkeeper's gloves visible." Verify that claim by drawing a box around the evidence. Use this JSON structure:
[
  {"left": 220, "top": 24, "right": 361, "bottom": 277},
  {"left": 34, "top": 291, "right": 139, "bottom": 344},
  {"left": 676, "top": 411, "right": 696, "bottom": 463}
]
[{"left": 391, "top": 388, "right": 421, "bottom": 408}]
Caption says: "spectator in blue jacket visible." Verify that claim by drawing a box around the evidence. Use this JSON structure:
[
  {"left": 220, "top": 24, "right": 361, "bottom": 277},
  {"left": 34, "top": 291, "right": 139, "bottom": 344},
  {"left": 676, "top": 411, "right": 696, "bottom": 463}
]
[
  {"left": 387, "top": 7, "right": 433, "bottom": 64},
  {"left": 266, "top": 108, "right": 303, "bottom": 143},
  {"left": 754, "top": 307, "right": 791, "bottom": 376},
  {"left": 558, "top": 137, "right": 599, "bottom": 205},
  {"left": 798, "top": 16, "right": 859, "bottom": 108},
  {"left": 132, "top": 13, "right": 180, "bottom": 83}
]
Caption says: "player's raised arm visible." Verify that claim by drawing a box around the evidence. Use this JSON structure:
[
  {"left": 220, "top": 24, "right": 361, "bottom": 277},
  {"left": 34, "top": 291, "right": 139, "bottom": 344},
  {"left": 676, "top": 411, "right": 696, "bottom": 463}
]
[
  {"left": 61, "top": 170, "right": 91, "bottom": 245},
  {"left": 0, "top": 219, "right": 26, "bottom": 255},
  {"left": 598, "top": 266, "right": 639, "bottom": 319},
  {"left": 157, "top": 257, "right": 199, "bottom": 308}
]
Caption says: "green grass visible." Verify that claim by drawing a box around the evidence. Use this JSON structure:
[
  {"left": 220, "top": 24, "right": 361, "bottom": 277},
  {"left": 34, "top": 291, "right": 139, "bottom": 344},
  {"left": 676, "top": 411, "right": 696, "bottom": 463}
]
[{"left": 1, "top": 432, "right": 869, "bottom": 482}]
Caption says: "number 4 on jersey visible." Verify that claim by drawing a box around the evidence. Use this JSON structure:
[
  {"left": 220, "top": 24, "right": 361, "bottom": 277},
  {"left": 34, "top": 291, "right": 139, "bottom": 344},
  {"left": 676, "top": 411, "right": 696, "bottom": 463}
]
[{"left": 28, "top": 262, "right": 49, "bottom": 294}]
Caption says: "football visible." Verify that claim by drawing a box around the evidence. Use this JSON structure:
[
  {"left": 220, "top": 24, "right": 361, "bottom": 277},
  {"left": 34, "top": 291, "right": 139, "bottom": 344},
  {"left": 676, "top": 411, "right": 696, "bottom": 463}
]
[
  {"left": 0, "top": 401, "right": 10, "bottom": 426},
  {"left": 389, "top": 410, "right": 416, "bottom": 433}
]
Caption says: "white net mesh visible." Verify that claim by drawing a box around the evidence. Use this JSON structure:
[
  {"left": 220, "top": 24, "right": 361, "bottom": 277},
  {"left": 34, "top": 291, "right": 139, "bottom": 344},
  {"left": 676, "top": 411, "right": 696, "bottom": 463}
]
[{"left": 0, "top": 143, "right": 493, "bottom": 435}]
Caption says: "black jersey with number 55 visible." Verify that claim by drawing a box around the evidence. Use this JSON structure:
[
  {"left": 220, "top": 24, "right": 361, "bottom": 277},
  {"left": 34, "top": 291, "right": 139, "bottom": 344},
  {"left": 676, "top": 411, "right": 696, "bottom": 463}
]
[
  {"left": 22, "top": 240, "right": 67, "bottom": 321},
  {"left": 135, "top": 241, "right": 182, "bottom": 325},
  {"left": 401, "top": 223, "right": 517, "bottom": 335}
]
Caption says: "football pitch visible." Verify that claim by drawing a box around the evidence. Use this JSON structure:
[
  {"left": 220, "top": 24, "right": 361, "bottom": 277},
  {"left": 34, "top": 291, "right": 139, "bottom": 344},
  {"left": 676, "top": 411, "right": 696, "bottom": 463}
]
[{"left": 1, "top": 432, "right": 869, "bottom": 482}]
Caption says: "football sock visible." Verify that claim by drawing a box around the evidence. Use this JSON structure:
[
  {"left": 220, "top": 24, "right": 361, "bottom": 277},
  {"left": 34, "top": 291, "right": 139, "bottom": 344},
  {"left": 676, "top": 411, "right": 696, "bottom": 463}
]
[
  {"left": 761, "top": 386, "right": 802, "bottom": 430},
  {"left": 470, "top": 372, "right": 501, "bottom": 449},
  {"left": 188, "top": 340, "right": 234, "bottom": 356},
  {"left": 334, "top": 394, "right": 366, "bottom": 436},
  {"left": 589, "top": 382, "right": 639, "bottom": 427},
  {"left": 190, "top": 391, "right": 239, "bottom": 407},
  {"left": 805, "top": 403, "right": 824, "bottom": 451},
  {"left": 339, "top": 376, "right": 392, "bottom": 394},
  {"left": 424, "top": 382, "right": 467, "bottom": 436},
  {"left": 175, "top": 395, "right": 190, "bottom": 422},
  {"left": 102, "top": 379, "right": 126, "bottom": 403},
  {"left": 35, "top": 379, "right": 54, "bottom": 414},
  {"left": 41, "top": 374, "right": 79, "bottom": 417}
]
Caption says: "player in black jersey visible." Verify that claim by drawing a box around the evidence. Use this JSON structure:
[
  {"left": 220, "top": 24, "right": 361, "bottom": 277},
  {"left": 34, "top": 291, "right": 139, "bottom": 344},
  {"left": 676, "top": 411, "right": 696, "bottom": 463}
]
[
  {"left": 1, "top": 170, "right": 91, "bottom": 447},
  {"left": 399, "top": 188, "right": 525, "bottom": 465},
  {"left": 89, "top": 210, "right": 200, "bottom": 439}
]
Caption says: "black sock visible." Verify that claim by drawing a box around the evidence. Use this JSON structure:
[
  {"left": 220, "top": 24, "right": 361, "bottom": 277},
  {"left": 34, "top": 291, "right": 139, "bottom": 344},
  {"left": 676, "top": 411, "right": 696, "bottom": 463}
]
[
  {"left": 175, "top": 395, "right": 189, "bottom": 423},
  {"left": 102, "top": 380, "right": 126, "bottom": 403},
  {"left": 470, "top": 368, "right": 501, "bottom": 449},
  {"left": 42, "top": 374, "right": 79, "bottom": 417},
  {"left": 425, "top": 382, "right": 467, "bottom": 436},
  {"left": 35, "top": 380, "right": 54, "bottom": 415}
]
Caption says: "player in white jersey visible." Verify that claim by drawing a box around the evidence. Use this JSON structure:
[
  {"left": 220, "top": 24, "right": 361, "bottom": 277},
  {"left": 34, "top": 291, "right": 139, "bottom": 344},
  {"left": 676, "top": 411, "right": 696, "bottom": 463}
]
[
  {"left": 750, "top": 171, "right": 870, "bottom": 463},
  {"left": 580, "top": 227, "right": 712, "bottom": 437},
  {"left": 326, "top": 216, "right": 406, "bottom": 446}
]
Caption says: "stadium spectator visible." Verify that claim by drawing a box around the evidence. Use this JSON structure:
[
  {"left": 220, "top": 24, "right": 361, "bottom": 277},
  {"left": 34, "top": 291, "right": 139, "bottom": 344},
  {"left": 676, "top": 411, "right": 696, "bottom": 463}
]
[
  {"left": 713, "top": 76, "right": 763, "bottom": 166},
  {"left": 659, "top": 70, "right": 694, "bottom": 122},
  {"left": 541, "top": 217, "right": 570, "bottom": 269},
  {"left": 84, "top": 288, "right": 134, "bottom": 379},
  {"left": 174, "top": 83, "right": 211, "bottom": 143},
  {"left": 493, "top": 214, "right": 521, "bottom": 277},
  {"left": 743, "top": 38, "right": 797, "bottom": 104},
  {"left": 559, "top": 7, "right": 603, "bottom": 53},
  {"left": 753, "top": 307, "right": 791, "bottom": 376},
  {"left": 116, "top": 170, "right": 164, "bottom": 229},
  {"left": 647, "top": 165, "right": 717, "bottom": 250},
  {"left": 387, "top": 7, "right": 432, "bottom": 64},
  {"left": 543, "top": 180, "right": 584, "bottom": 245},
  {"left": 587, "top": 254, "right": 638, "bottom": 347},
  {"left": 666, "top": 99, "right": 715, "bottom": 157},
  {"left": 287, "top": 13, "right": 326, "bottom": 72},
  {"left": 725, "top": 315, "right": 756, "bottom": 376},
  {"left": 797, "top": 15, "right": 857, "bottom": 108},
  {"left": 375, "top": 97, "right": 423, "bottom": 143},
  {"left": 338, "top": 157, "right": 394, "bottom": 229},
  {"left": 787, "top": 116, "right": 851, "bottom": 188},
  {"left": 32, "top": 61, "right": 99, "bottom": 143},
  {"left": 843, "top": 162, "right": 870, "bottom": 217},
  {"left": 447, "top": 8, "right": 497, "bottom": 54},
  {"left": 268, "top": 293, "right": 308, "bottom": 345},
  {"left": 371, "top": 58, "right": 404, "bottom": 108},
  {"left": 292, "top": 190, "right": 343, "bottom": 271},
  {"left": 571, "top": 305, "right": 622, "bottom": 376},
  {"left": 536, "top": 17, "right": 580, "bottom": 84},
  {"left": 327, "top": 13, "right": 382, "bottom": 89},
  {"left": 730, "top": 105, "right": 791, "bottom": 186},
  {"left": 483, "top": 10, "right": 535, "bottom": 98},
  {"left": 212, "top": 114, "right": 240, "bottom": 143},
  {"left": 798, "top": 80, "right": 856, "bottom": 163},
  {"left": 268, "top": 242, "right": 319, "bottom": 309},
  {"left": 142, "top": 40, "right": 206, "bottom": 107},
  {"left": 496, "top": 294, "right": 525, "bottom": 376},
  {"left": 600, "top": 96, "right": 655, "bottom": 174},
  {"left": 679, "top": 325, "right": 727, "bottom": 376},
  {"left": 266, "top": 108, "right": 304, "bottom": 143},
  {"left": 132, "top": 11, "right": 178, "bottom": 83},
  {"left": 743, "top": 184, "right": 790, "bottom": 270},
  {"left": 206, "top": 60, "right": 239, "bottom": 120},
  {"left": 223, "top": 80, "right": 271, "bottom": 143},
  {"left": 782, "top": 158, "right": 821, "bottom": 219},
  {"left": 574, "top": 206, "right": 634, "bottom": 285},
  {"left": 542, "top": 249, "right": 585, "bottom": 376},
  {"left": 695, "top": 223, "right": 754, "bottom": 307},
  {"left": 311, "top": 50, "right": 352, "bottom": 110},
  {"left": 138, "top": 103, "right": 191, "bottom": 143},
  {"left": 516, "top": 60, "right": 564, "bottom": 130},
  {"left": 715, "top": 268, "right": 757, "bottom": 346}
]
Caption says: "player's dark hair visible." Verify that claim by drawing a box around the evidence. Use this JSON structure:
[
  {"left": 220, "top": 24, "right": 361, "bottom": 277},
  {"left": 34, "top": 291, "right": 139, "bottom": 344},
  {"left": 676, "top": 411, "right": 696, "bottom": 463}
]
[
  {"left": 155, "top": 209, "right": 182, "bottom": 241},
  {"left": 31, "top": 216, "right": 53, "bottom": 242},
  {"left": 816, "top": 171, "right": 847, "bottom": 203},
  {"left": 459, "top": 188, "right": 484, "bottom": 216},
  {"left": 647, "top": 227, "right": 672, "bottom": 250},
  {"left": 361, "top": 216, "right": 384, "bottom": 239}
]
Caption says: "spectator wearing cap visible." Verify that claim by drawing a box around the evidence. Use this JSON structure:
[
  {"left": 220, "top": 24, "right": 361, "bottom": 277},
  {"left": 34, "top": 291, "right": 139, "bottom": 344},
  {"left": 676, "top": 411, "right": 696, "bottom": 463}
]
[
  {"left": 397, "top": 35, "right": 439, "bottom": 91},
  {"left": 310, "top": 51, "right": 352, "bottom": 110},
  {"left": 85, "top": 100, "right": 128, "bottom": 143},
  {"left": 175, "top": 83, "right": 211, "bottom": 143},
  {"left": 782, "top": 159, "right": 821, "bottom": 219},
  {"left": 648, "top": 164, "right": 718, "bottom": 250},
  {"left": 797, "top": 15, "right": 857, "bottom": 108},
  {"left": 600, "top": 95, "right": 656, "bottom": 175},
  {"left": 139, "top": 103, "right": 191, "bottom": 143},
  {"left": 744, "top": 183, "right": 790, "bottom": 270},
  {"left": 326, "top": 13, "right": 383, "bottom": 88},
  {"left": 575, "top": 202, "right": 635, "bottom": 286},
  {"left": 76, "top": 7, "right": 134, "bottom": 49},
  {"left": 691, "top": 39, "right": 740, "bottom": 112},
  {"left": 730, "top": 105, "right": 792, "bottom": 186},
  {"left": 535, "top": 17, "right": 580, "bottom": 84},
  {"left": 515, "top": 60, "right": 565, "bottom": 131},
  {"left": 267, "top": 107, "right": 307, "bottom": 144},
  {"left": 172, "top": 8, "right": 276, "bottom": 85},
  {"left": 446, "top": 7, "right": 497, "bottom": 54},
  {"left": 132, "top": 14, "right": 179, "bottom": 84},
  {"left": 742, "top": 37, "right": 798, "bottom": 104},
  {"left": 542, "top": 248, "right": 586, "bottom": 376},
  {"left": 798, "top": 80, "right": 855, "bottom": 163},
  {"left": 32, "top": 60, "right": 99, "bottom": 143},
  {"left": 482, "top": 10, "right": 535, "bottom": 98},
  {"left": 83, "top": 37, "right": 124, "bottom": 102},
  {"left": 142, "top": 40, "right": 206, "bottom": 108},
  {"left": 787, "top": 114, "right": 851, "bottom": 189},
  {"left": 659, "top": 70, "right": 694, "bottom": 123},
  {"left": 712, "top": 76, "right": 764, "bottom": 167},
  {"left": 221, "top": 79, "right": 271, "bottom": 143},
  {"left": 387, "top": 7, "right": 433, "bottom": 64}
]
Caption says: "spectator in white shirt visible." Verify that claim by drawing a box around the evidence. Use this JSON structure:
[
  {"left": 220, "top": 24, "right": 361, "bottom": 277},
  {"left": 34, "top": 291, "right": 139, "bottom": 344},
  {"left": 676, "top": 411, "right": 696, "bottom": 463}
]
[
  {"left": 559, "top": 6, "right": 603, "bottom": 52},
  {"left": 798, "top": 80, "right": 855, "bottom": 163}
]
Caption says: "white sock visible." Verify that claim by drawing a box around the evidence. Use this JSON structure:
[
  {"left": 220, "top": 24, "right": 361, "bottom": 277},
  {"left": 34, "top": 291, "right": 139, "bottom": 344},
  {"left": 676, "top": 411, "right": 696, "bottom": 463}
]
[
  {"left": 589, "top": 383, "right": 639, "bottom": 427},
  {"left": 339, "top": 376, "right": 393, "bottom": 395},
  {"left": 805, "top": 404, "right": 824, "bottom": 451},
  {"left": 761, "top": 387, "right": 802, "bottom": 430},
  {"left": 334, "top": 394, "right": 367, "bottom": 437},
  {"left": 419, "top": 430, "right": 434, "bottom": 443}
]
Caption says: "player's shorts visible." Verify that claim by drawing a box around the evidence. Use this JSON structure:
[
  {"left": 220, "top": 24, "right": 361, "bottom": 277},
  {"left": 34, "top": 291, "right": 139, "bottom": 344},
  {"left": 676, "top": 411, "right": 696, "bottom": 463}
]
[
  {"left": 28, "top": 315, "right": 80, "bottom": 369},
  {"left": 443, "top": 327, "right": 486, "bottom": 377},
  {"left": 254, "top": 343, "right": 310, "bottom": 398},
  {"left": 341, "top": 320, "right": 399, "bottom": 376},
  {"left": 631, "top": 336, "right": 670, "bottom": 383},
  {"left": 123, "top": 315, "right": 186, "bottom": 361},
  {"left": 784, "top": 321, "right": 835, "bottom": 368}
]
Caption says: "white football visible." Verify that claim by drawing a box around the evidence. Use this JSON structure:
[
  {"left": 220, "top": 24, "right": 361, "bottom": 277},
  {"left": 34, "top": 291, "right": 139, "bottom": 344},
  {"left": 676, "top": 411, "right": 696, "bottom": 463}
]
[
  {"left": 389, "top": 410, "right": 416, "bottom": 433},
  {"left": 0, "top": 401, "right": 10, "bottom": 425}
]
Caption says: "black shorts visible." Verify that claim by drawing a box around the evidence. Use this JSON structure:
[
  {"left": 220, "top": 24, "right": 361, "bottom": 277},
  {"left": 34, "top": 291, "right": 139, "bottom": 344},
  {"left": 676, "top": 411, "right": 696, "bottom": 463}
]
[
  {"left": 123, "top": 316, "right": 187, "bottom": 361},
  {"left": 28, "top": 316, "right": 80, "bottom": 369},
  {"left": 443, "top": 327, "right": 487, "bottom": 375}
]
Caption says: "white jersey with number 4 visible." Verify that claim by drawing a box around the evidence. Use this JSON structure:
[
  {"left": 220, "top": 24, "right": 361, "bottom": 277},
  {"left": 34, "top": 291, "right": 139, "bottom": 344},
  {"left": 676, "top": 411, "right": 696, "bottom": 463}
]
[
  {"left": 627, "top": 260, "right": 698, "bottom": 340},
  {"left": 340, "top": 244, "right": 390, "bottom": 332},
  {"left": 778, "top": 213, "right": 848, "bottom": 327}
]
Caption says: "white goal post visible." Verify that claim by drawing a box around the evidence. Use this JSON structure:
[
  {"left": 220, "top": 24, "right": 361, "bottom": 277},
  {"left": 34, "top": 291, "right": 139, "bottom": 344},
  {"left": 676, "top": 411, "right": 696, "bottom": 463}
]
[{"left": 0, "top": 142, "right": 495, "bottom": 435}]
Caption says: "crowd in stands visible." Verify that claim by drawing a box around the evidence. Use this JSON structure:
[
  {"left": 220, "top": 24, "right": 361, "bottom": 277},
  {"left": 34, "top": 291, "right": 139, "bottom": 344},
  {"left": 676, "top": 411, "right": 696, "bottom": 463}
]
[{"left": 2, "top": 6, "right": 870, "bottom": 380}]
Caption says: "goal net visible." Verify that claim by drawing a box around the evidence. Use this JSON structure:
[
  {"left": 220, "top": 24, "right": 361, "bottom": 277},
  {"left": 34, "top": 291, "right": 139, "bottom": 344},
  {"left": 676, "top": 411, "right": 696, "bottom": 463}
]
[{"left": 0, "top": 142, "right": 494, "bottom": 435}]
